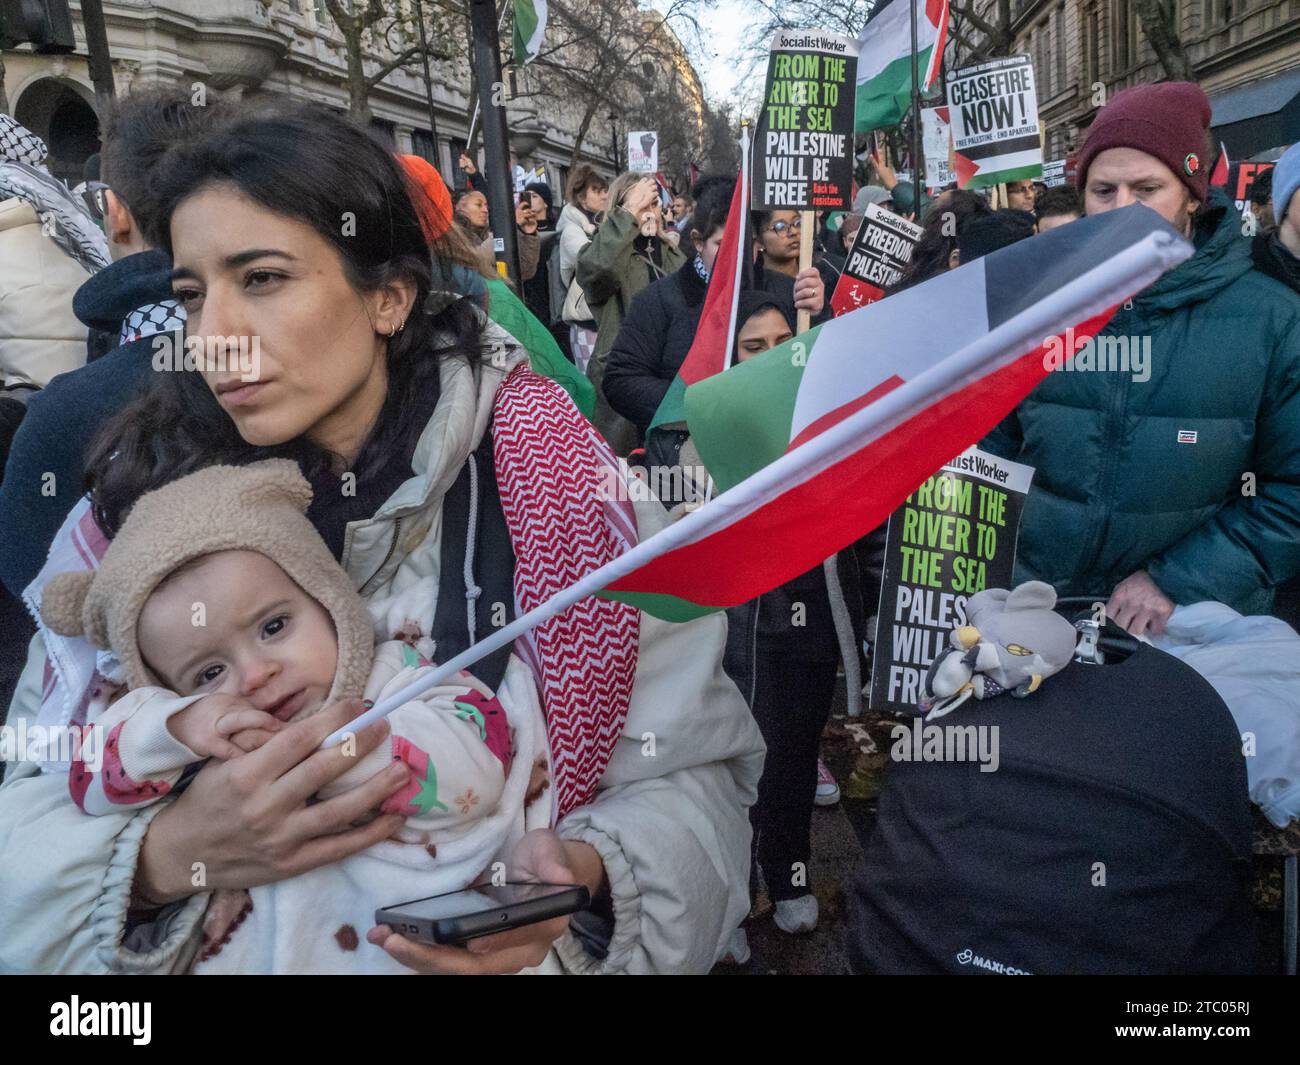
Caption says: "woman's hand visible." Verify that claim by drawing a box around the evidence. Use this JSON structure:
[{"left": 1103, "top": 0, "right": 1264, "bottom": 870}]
[
  {"left": 1106, "top": 570, "right": 1175, "bottom": 638},
  {"left": 792, "top": 267, "right": 825, "bottom": 316},
  {"left": 458, "top": 153, "right": 477, "bottom": 176},
  {"left": 620, "top": 177, "right": 660, "bottom": 223},
  {"left": 515, "top": 200, "right": 538, "bottom": 233},
  {"left": 134, "top": 698, "right": 409, "bottom": 906},
  {"left": 367, "top": 830, "right": 607, "bottom": 974}
]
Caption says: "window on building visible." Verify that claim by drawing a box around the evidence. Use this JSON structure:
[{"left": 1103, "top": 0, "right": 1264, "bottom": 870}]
[
  {"left": 1203, "top": 0, "right": 1233, "bottom": 27},
  {"left": 1039, "top": 24, "right": 1051, "bottom": 96},
  {"left": 1085, "top": 5, "right": 1100, "bottom": 85},
  {"left": 411, "top": 128, "right": 439, "bottom": 169},
  {"left": 1055, "top": 5, "right": 1066, "bottom": 95},
  {"left": 1113, "top": 0, "right": 1130, "bottom": 69},
  {"left": 450, "top": 137, "right": 469, "bottom": 190}
]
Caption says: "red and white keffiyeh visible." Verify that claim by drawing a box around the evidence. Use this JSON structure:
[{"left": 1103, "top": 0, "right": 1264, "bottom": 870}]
[{"left": 492, "top": 365, "right": 640, "bottom": 820}]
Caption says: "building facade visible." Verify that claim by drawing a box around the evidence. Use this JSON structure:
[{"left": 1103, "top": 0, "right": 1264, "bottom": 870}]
[
  {"left": 947, "top": 0, "right": 1300, "bottom": 165},
  {"left": 3, "top": 0, "right": 708, "bottom": 193}
]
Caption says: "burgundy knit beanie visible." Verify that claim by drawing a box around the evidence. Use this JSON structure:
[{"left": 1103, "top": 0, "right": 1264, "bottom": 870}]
[{"left": 1076, "top": 82, "right": 1213, "bottom": 202}]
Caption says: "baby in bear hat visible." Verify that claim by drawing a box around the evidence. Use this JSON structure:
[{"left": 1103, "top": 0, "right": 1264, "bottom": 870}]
[{"left": 41, "top": 460, "right": 549, "bottom": 973}]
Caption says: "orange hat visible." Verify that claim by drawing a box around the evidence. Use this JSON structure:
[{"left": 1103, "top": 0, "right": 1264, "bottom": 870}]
[{"left": 397, "top": 153, "right": 453, "bottom": 242}]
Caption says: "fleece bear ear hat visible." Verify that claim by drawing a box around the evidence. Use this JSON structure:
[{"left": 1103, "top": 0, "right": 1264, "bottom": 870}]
[{"left": 41, "top": 459, "right": 374, "bottom": 703}]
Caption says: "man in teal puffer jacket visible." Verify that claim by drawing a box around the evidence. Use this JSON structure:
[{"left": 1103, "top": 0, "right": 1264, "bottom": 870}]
[{"left": 984, "top": 82, "right": 1300, "bottom": 635}]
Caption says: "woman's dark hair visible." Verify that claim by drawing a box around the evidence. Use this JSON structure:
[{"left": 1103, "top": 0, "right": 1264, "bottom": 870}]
[
  {"left": 889, "top": 190, "right": 992, "bottom": 294},
  {"left": 86, "top": 101, "right": 483, "bottom": 536},
  {"left": 688, "top": 176, "right": 734, "bottom": 242}
]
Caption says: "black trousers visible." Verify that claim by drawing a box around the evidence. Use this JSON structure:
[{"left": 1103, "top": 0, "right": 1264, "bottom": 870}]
[{"left": 749, "top": 650, "right": 840, "bottom": 902}]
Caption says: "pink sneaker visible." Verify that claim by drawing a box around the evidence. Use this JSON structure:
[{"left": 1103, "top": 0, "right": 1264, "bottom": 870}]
[{"left": 815, "top": 758, "right": 840, "bottom": 806}]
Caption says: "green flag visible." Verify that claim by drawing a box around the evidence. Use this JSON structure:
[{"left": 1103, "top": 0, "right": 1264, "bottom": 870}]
[{"left": 512, "top": 0, "right": 547, "bottom": 65}]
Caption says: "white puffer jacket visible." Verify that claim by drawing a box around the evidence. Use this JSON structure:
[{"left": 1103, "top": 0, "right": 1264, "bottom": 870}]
[
  {"left": 556, "top": 202, "right": 596, "bottom": 324},
  {"left": 0, "top": 320, "right": 765, "bottom": 975},
  {"left": 0, "top": 196, "right": 90, "bottom": 388}
]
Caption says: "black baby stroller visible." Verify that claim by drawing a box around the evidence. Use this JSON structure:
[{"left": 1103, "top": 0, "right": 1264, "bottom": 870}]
[{"left": 847, "top": 611, "right": 1257, "bottom": 975}]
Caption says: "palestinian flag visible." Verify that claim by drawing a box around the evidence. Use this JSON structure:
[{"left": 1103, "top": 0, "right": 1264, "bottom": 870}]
[
  {"left": 649, "top": 125, "right": 750, "bottom": 431},
  {"left": 856, "top": 0, "right": 949, "bottom": 131},
  {"left": 512, "top": 0, "right": 547, "bottom": 66},
  {"left": 601, "top": 205, "right": 1191, "bottom": 621}
]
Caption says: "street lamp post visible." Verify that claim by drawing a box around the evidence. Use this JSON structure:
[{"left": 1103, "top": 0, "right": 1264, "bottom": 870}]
[{"left": 609, "top": 111, "right": 619, "bottom": 171}]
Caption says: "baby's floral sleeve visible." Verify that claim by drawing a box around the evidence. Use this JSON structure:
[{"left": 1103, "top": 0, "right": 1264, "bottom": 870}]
[
  {"left": 316, "top": 642, "right": 511, "bottom": 835},
  {"left": 72, "top": 687, "right": 205, "bottom": 815}
]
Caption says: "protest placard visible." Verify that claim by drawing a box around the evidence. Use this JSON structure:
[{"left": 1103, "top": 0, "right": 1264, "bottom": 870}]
[
  {"left": 628, "top": 131, "right": 659, "bottom": 173},
  {"left": 1231, "top": 160, "right": 1275, "bottom": 225},
  {"left": 752, "top": 29, "right": 859, "bottom": 210},
  {"left": 1041, "top": 159, "right": 1066, "bottom": 187},
  {"left": 947, "top": 55, "right": 1042, "bottom": 190},
  {"left": 512, "top": 163, "right": 547, "bottom": 194},
  {"left": 922, "top": 106, "right": 956, "bottom": 189},
  {"left": 868, "top": 447, "right": 1035, "bottom": 714},
  {"left": 830, "top": 202, "right": 923, "bottom": 315}
]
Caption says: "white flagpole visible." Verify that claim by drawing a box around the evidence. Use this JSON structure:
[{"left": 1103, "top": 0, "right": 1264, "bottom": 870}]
[{"left": 324, "top": 222, "right": 1189, "bottom": 748}]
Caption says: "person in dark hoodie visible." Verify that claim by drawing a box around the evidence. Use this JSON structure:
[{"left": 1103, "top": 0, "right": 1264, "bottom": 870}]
[{"left": 0, "top": 88, "right": 212, "bottom": 600}]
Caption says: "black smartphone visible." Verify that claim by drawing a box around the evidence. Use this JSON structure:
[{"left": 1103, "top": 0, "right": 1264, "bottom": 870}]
[{"left": 376, "top": 882, "right": 591, "bottom": 946}]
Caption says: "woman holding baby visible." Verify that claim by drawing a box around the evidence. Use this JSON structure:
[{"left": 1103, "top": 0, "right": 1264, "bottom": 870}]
[{"left": 0, "top": 103, "right": 763, "bottom": 975}]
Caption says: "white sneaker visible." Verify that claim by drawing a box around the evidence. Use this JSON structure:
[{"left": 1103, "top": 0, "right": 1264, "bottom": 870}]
[
  {"left": 814, "top": 758, "right": 840, "bottom": 806},
  {"left": 719, "top": 926, "right": 751, "bottom": 965},
  {"left": 774, "top": 894, "right": 819, "bottom": 934}
]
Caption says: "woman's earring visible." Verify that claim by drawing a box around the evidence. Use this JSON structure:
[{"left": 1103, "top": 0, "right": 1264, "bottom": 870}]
[{"left": 386, "top": 321, "right": 397, "bottom": 338}]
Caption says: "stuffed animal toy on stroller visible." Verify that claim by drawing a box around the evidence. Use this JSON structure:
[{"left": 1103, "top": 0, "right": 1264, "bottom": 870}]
[{"left": 920, "top": 581, "right": 1078, "bottom": 719}]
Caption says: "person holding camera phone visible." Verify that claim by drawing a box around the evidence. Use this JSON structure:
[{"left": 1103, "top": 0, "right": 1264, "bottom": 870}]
[{"left": 575, "top": 173, "right": 685, "bottom": 454}]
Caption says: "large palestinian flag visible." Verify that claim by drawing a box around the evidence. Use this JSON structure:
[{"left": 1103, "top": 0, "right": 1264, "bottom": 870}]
[
  {"left": 856, "top": 0, "right": 949, "bottom": 131},
  {"left": 600, "top": 205, "right": 1191, "bottom": 620}
]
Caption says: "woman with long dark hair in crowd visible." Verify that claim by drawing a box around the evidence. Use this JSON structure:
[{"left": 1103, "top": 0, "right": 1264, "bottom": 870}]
[{"left": 0, "top": 101, "right": 762, "bottom": 975}]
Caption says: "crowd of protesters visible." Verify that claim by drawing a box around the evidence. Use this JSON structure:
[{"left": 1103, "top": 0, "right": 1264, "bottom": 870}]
[{"left": 0, "top": 75, "right": 1298, "bottom": 975}]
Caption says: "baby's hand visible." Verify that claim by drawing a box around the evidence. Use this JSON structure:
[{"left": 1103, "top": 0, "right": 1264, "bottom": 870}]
[{"left": 166, "top": 693, "right": 284, "bottom": 761}]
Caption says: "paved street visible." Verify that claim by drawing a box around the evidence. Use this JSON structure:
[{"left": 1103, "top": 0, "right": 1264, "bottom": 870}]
[{"left": 712, "top": 680, "right": 894, "bottom": 975}]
